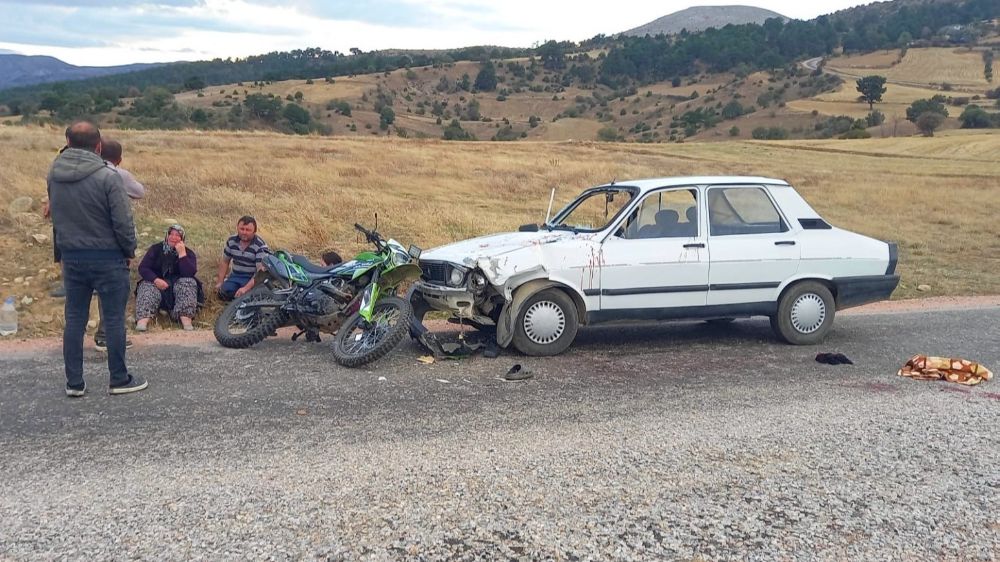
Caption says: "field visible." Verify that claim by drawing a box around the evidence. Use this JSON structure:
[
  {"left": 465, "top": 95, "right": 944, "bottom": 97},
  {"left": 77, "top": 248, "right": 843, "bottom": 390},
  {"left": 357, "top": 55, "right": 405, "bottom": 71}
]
[
  {"left": 826, "top": 47, "right": 997, "bottom": 90},
  {"left": 786, "top": 81, "right": 956, "bottom": 120},
  {"left": 2, "top": 126, "right": 999, "bottom": 337}
]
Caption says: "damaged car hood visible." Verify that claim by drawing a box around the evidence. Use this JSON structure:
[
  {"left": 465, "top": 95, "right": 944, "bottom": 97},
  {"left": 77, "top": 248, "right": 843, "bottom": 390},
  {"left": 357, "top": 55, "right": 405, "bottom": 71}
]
[{"left": 421, "top": 231, "right": 574, "bottom": 267}]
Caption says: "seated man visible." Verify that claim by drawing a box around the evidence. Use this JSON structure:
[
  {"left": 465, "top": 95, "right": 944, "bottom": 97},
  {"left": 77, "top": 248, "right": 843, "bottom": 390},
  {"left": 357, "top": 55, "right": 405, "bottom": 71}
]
[{"left": 215, "top": 215, "right": 270, "bottom": 301}]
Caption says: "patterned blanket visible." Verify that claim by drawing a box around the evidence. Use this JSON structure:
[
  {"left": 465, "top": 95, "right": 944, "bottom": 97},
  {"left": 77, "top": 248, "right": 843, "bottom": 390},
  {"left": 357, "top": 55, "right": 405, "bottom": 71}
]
[{"left": 897, "top": 355, "right": 994, "bottom": 386}]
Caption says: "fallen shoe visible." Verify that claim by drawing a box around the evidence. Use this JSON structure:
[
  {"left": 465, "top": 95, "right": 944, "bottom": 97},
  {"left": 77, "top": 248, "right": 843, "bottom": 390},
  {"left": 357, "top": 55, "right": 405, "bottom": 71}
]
[
  {"left": 503, "top": 364, "right": 534, "bottom": 381},
  {"left": 897, "top": 355, "right": 993, "bottom": 386},
  {"left": 815, "top": 352, "right": 853, "bottom": 365}
]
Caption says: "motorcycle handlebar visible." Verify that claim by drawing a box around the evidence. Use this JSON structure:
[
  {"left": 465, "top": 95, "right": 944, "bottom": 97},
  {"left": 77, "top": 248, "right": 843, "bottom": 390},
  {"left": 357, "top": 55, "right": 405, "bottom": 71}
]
[{"left": 354, "top": 223, "right": 383, "bottom": 249}]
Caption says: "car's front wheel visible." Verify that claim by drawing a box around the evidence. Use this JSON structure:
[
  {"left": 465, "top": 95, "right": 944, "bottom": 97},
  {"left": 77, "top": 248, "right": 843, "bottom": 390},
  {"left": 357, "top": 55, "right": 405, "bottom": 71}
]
[
  {"left": 511, "top": 288, "right": 579, "bottom": 356},
  {"left": 771, "top": 281, "right": 835, "bottom": 345}
]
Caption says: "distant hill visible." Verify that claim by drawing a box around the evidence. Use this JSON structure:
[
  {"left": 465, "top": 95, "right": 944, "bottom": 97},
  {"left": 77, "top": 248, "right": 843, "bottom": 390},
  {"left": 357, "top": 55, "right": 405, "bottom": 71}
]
[
  {"left": 623, "top": 5, "right": 787, "bottom": 36},
  {"left": 0, "top": 54, "right": 163, "bottom": 90}
]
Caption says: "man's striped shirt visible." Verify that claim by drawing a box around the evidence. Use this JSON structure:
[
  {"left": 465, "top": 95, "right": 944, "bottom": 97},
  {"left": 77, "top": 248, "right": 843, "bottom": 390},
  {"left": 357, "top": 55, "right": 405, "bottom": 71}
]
[{"left": 223, "top": 234, "right": 270, "bottom": 276}]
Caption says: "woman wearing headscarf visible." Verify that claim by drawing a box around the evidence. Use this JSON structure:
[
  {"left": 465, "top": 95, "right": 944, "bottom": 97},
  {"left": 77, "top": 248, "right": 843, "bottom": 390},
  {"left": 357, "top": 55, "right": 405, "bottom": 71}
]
[{"left": 135, "top": 224, "right": 204, "bottom": 331}]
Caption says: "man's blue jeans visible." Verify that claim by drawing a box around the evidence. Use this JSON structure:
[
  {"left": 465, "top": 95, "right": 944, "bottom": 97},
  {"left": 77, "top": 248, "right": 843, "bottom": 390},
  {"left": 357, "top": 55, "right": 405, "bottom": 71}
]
[
  {"left": 219, "top": 273, "right": 252, "bottom": 301},
  {"left": 63, "top": 258, "right": 131, "bottom": 388}
]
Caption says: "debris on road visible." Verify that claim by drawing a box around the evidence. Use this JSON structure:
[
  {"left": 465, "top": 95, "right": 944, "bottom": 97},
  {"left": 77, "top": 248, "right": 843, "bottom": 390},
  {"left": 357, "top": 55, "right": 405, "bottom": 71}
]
[
  {"left": 815, "top": 352, "right": 854, "bottom": 365},
  {"left": 897, "top": 355, "right": 993, "bottom": 386},
  {"left": 503, "top": 364, "right": 534, "bottom": 381}
]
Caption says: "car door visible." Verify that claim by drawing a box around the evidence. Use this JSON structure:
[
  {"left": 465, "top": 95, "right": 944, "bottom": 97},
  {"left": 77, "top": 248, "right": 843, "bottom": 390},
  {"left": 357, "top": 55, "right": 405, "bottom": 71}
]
[
  {"left": 598, "top": 187, "right": 709, "bottom": 313},
  {"left": 705, "top": 185, "right": 800, "bottom": 306}
]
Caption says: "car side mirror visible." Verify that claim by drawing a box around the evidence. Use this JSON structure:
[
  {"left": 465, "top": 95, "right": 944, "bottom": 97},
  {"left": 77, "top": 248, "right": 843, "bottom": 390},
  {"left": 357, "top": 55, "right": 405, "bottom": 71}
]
[{"left": 518, "top": 223, "right": 539, "bottom": 232}]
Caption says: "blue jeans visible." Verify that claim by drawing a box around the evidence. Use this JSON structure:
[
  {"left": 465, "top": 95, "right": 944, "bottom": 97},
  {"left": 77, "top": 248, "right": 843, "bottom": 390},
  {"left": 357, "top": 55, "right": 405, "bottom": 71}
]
[
  {"left": 219, "top": 273, "right": 252, "bottom": 301},
  {"left": 63, "top": 258, "right": 131, "bottom": 387}
]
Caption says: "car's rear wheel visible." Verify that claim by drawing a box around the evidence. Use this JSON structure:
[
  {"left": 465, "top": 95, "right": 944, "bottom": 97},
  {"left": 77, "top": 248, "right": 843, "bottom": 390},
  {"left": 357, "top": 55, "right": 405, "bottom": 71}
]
[
  {"left": 511, "top": 288, "right": 579, "bottom": 356},
  {"left": 771, "top": 281, "right": 835, "bottom": 345}
]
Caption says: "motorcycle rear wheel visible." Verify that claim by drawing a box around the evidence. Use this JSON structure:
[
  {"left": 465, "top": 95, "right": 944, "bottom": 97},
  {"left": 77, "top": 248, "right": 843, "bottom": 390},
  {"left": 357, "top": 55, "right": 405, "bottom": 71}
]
[
  {"left": 214, "top": 287, "right": 289, "bottom": 348},
  {"left": 332, "top": 295, "right": 412, "bottom": 367}
]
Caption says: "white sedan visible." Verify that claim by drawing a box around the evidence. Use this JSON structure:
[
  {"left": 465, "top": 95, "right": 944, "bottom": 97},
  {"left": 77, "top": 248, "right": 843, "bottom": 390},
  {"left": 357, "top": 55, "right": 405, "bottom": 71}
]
[{"left": 410, "top": 176, "right": 899, "bottom": 356}]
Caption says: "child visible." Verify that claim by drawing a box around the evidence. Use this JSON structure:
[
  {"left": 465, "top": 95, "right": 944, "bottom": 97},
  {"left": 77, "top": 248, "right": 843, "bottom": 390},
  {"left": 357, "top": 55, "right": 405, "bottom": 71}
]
[{"left": 321, "top": 249, "right": 343, "bottom": 267}]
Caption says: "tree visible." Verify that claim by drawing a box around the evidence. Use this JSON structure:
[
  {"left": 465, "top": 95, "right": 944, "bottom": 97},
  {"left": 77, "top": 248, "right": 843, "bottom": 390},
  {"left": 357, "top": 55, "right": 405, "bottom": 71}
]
[
  {"left": 283, "top": 103, "right": 310, "bottom": 125},
  {"left": 721, "top": 101, "right": 744, "bottom": 119},
  {"left": 906, "top": 97, "right": 948, "bottom": 122},
  {"left": 443, "top": 118, "right": 474, "bottom": 140},
  {"left": 474, "top": 61, "right": 497, "bottom": 92},
  {"left": 958, "top": 105, "right": 993, "bottom": 128},
  {"left": 915, "top": 112, "right": 944, "bottom": 136},
  {"left": 856, "top": 75, "right": 887, "bottom": 110},
  {"left": 463, "top": 98, "right": 481, "bottom": 121},
  {"left": 597, "top": 127, "right": 619, "bottom": 141},
  {"left": 183, "top": 76, "right": 206, "bottom": 92},
  {"left": 379, "top": 106, "right": 395, "bottom": 130},
  {"left": 244, "top": 93, "right": 283, "bottom": 121}
]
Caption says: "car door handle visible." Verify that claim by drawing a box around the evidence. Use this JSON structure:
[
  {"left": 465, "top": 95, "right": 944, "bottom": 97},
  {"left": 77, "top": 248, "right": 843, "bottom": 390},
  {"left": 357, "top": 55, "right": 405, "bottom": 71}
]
[
  {"left": 774, "top": 241, "right": 796, "bottom": 246},
  {"left": 683, "top": 243, "right": 705, "bottom": 248}
]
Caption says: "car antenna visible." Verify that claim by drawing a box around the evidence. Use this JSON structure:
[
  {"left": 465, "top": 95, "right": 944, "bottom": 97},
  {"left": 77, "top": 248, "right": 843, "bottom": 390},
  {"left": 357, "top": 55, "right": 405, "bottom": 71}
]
[
  {"left": 610, "top": 177, "right": 616, "bottom": 185},
  {"left": 544, "top": 187, "right": 556, "bottom": 225}
]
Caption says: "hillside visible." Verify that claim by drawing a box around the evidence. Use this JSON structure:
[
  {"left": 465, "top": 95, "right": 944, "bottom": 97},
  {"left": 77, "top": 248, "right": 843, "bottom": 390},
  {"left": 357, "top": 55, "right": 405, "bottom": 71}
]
[
  {"left": 623, "top": 5, "right": 787, "bottom": 36},
  {"left": 0, "top": 54, "right": 162, "bottom": 90}
]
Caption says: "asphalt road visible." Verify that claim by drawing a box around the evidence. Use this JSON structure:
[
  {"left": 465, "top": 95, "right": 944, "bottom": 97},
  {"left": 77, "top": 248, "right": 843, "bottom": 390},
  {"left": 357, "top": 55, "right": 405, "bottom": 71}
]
[{"left": 1, "top": 309, "right": 998, "bottom": 560}]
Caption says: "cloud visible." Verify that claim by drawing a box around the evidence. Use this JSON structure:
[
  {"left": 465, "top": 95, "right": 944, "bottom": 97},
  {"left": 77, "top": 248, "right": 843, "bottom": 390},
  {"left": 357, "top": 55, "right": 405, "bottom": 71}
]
[{"left": 0, "top": 0, "right": 880, "bottom": 67}]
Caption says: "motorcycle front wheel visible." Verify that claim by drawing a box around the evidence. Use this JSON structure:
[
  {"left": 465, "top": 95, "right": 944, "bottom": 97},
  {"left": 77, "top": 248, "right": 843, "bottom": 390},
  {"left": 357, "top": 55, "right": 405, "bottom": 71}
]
[
  {"left": 332, "top": 295, "right": 412, "bottom": 367},
  {"left": 214, "top": 287, "right": 289, "bottom": 349}
]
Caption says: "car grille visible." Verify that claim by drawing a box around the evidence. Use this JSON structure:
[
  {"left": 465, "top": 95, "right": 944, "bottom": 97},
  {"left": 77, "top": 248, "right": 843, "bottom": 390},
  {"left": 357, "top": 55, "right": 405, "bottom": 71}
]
[{"left": 420, "top": 261, "right": 451, "bottom": 284}]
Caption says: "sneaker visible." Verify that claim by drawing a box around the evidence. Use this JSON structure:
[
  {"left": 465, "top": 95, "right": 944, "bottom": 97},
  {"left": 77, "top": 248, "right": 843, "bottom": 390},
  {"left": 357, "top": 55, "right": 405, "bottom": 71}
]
[
  {"left": 95, "top": 338, "right": 134, "bottom": 352},
  {"left": 136, "top": 318, "right": 149, "bottom": 332},
  {"left": 108, "top": 374, "right": 148, "bottom": 395},
  {"left": 49, "top": 283, "right": 66, "bottom": 298},
  {"left": 180, "top": 317, "right": 194, "bottom": 331},
  {"left": 65, "top": 383, "right": 86, "bottom": 397}
]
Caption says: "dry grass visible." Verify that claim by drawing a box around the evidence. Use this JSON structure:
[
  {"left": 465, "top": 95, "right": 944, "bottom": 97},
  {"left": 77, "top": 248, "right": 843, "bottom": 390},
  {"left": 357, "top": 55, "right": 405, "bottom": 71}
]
[
  {"left": 787, "top": 81, "right": 962, "bottom": 119},
  {"left": 2, "top": 125, "right": 999, "bottom": 337},
  {"left": 827, "top": 47, "right": 996, "bottom": 90}
]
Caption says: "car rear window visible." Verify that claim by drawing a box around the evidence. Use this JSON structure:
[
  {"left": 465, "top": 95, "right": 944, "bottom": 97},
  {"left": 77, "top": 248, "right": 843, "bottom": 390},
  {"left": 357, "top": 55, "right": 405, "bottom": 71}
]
[{"left": 708, "top": 187, "right": 787, "bottom": 236}]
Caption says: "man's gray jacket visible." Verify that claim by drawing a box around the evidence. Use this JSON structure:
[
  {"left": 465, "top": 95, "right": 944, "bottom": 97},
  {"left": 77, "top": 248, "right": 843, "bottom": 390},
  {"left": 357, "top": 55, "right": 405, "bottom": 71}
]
[{"left": 47, "top": 148, "right": 137, "bottom": 259}]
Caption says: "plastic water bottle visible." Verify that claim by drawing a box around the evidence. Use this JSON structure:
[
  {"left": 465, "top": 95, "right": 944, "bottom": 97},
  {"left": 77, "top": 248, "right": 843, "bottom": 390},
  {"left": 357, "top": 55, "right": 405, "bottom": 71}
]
[{"left": 0, "top": 297, "right": 16, "bottom": 336}]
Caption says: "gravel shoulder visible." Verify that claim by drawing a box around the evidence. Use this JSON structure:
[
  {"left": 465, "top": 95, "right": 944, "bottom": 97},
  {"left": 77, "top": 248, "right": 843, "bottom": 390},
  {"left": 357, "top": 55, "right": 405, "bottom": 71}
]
[{"left": 0, "top": 305, "right": 998, "bottom": 560}]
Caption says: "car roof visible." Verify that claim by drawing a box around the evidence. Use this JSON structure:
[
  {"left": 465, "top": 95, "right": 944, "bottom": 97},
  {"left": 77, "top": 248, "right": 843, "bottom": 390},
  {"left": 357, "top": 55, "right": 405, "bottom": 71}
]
[{"left": 596, "top": 176, "right": 790, "bottom": 195}]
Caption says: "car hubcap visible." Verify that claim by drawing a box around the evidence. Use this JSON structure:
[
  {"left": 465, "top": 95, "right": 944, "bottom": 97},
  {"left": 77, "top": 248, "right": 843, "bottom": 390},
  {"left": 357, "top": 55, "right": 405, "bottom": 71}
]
[
  {"left": 523, "top": 301, "right": 565, "bottom": 345},
  {"left": 790, "top": 293, "right": 826, "bottom": 334}
]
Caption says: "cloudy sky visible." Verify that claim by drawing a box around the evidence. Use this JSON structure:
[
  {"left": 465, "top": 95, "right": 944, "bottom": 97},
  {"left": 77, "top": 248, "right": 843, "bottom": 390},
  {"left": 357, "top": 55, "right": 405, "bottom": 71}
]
[{"left": 0, "top": 0, "right": 877, "bottom": 67}]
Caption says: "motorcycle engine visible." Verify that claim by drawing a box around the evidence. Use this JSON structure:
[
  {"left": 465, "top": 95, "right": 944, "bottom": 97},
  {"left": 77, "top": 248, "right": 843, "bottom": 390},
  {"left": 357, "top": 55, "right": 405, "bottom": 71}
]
[{"left": 302, "top": 287, "right": 340, "bottom": 316}]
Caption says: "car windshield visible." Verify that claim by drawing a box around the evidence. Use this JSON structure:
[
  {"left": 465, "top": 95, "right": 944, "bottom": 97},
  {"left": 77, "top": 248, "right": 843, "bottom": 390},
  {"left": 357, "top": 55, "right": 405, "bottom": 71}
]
[{"left": 548, "top": 187, "right": 636, "bottom": 232}]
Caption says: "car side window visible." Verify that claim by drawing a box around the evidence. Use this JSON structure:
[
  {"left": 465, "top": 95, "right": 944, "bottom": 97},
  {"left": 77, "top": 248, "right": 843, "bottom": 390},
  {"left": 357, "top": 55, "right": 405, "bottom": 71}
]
[
  {"left": 708, "top": 187, "right": 787, "bottom": 236},
  {"left": 621, "top": 189, "right": 698, "bottom": 239}
]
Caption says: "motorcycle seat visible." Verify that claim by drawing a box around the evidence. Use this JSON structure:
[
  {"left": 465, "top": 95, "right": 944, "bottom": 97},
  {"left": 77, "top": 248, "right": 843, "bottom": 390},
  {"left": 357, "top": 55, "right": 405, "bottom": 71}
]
[{"left": 290, "top": 254, "right": 339, "bottom": 274}]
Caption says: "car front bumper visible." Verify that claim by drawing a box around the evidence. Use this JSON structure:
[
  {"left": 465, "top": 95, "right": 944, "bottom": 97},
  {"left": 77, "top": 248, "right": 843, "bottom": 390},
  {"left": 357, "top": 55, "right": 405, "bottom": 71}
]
[{"left": 411, "top": 280, "right": 478, "bottom": 317}]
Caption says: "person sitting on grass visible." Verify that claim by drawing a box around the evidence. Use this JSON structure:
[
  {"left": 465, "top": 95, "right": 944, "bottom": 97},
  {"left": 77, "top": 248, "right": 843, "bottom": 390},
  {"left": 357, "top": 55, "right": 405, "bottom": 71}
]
[
  {"left": 135, "top": 224, "right": 204, "bottom": 331},
  {"left": 321, "top": 249, "right": 343, "bottom": 267}
]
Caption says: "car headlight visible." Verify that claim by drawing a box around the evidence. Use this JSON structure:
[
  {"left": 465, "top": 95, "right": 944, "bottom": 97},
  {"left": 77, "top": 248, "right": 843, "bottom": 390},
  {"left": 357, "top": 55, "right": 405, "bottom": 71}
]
[
  {"left": 449, "top": 267, "right": 465, "bottom": 286},
  {"left": 470, "top": 271, "right": 487, "bottom": 293}
]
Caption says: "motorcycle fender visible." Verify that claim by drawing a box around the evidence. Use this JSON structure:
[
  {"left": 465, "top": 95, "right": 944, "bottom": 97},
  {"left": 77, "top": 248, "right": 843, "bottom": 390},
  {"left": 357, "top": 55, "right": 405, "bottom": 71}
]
[
  {"left": 496, "top": 279, "right": 559, "bottom": 348},
  {"left": 359, "top": 283, "right": 380, "bottom": 322},
  {"left": 378, "top": 263, "right": 421, "bottom": 289}
]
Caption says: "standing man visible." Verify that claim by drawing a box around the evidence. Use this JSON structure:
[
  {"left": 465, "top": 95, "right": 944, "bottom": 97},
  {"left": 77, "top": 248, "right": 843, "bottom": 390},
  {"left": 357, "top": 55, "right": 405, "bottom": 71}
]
[
  {"left": 48, "top": 121, "right": 147, "bottom": 396},
  {"left": 93, "top": 138, "right": 145, "bottom": 351},
  {"left": 216, "top": 215, "right": 270, "bottom": 300}
]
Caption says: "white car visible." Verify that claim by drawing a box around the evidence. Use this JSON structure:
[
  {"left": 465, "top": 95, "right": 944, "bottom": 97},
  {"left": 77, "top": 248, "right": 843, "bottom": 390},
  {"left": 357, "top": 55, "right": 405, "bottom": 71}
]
[{"left": 409, "top": 176, "right": 899, "bottom": 356}]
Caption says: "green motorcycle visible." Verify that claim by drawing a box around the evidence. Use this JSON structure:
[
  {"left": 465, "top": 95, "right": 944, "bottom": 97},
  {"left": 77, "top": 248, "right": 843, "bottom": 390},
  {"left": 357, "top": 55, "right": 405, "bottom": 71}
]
[{"left": 214, "top": 223, "right": 422, "bottom": 368}]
